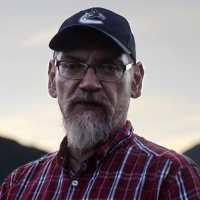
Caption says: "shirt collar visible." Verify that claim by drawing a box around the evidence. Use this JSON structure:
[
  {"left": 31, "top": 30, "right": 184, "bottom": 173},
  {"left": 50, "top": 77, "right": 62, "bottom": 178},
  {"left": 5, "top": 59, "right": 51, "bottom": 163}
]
[
  {"left": 95, "top": 120, "right": 133, "bottom": 161},
  {"left": 56, "top": 120, "right": 133, "bottom": 168}
]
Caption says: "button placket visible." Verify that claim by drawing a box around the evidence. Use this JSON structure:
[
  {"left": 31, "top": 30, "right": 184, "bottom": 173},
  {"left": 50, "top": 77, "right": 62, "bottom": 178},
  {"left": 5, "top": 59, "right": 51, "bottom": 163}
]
[
  {"left": 70, "top": 161, "right": 86, "bottom": 187},
  {"left": 96, "top": 160, "right": 100, "bottom": 167}
]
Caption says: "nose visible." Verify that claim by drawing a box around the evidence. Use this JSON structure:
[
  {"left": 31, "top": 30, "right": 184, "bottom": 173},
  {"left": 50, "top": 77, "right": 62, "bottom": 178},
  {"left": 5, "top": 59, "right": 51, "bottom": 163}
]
[{"left": 79, "top": 68, "right": 102, "bottom": 91}]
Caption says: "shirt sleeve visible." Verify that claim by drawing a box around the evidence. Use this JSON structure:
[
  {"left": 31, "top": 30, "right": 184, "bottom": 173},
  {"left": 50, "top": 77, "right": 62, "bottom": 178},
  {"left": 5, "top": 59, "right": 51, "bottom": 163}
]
[
  {"left": 0, "top": 177, "right": 9, "bottom": 200},
  {"left": 160, "top": 164, "right": 200, "bottom": 199}
]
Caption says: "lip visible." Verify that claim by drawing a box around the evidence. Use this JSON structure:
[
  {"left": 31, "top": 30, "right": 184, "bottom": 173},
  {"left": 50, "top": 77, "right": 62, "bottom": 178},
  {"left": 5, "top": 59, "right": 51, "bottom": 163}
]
[{"left": 75, "top": 102, "right": 102, "bottom": 109}]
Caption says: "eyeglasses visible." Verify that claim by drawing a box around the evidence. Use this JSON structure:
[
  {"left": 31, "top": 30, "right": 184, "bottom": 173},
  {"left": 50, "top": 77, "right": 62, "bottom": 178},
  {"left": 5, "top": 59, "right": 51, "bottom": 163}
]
[{"left": 54, "top": 60, "right": 133, "bottom": 82}]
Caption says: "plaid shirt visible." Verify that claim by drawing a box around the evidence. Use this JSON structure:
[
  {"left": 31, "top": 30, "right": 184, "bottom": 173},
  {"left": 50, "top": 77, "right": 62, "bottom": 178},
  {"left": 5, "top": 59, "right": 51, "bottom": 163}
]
[{"left": 1, "top": 121, "right": 200, "bottom": 200}]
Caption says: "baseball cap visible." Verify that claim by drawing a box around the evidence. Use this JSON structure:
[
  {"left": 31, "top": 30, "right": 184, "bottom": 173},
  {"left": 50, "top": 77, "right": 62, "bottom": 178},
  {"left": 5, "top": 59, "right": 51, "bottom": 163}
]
[{"left": 49, "top": 7, "right": 136, "bottom": 63}]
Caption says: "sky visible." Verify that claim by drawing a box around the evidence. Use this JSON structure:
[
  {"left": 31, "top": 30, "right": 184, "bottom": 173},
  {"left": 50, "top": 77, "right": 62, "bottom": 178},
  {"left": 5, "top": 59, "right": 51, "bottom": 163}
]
[{"left": 0, "top": 0, "right": 200, "bottom": 153}]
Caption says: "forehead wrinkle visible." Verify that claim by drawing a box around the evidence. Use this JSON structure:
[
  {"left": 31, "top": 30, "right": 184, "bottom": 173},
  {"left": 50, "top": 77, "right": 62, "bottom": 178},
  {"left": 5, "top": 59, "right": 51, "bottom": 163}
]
[
  {"left": 59, "top": 53, "right": 81, "bottom": 61},
  {"left": 58, "top": 49, "right": 125, "bottom": 64}
]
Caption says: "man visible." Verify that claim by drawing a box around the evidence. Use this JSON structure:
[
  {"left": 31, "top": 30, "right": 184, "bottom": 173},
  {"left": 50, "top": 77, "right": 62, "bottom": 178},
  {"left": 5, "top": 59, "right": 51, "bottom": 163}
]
[{"left": 1, "top": 7, "right": 200, "bottom": 200}]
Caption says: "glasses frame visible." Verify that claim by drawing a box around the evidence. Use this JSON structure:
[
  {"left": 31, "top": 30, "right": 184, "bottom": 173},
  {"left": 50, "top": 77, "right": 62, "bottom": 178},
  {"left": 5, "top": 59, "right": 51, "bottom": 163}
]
[{"left": 54, "top": 60, "right": 134, "bottom": 82}]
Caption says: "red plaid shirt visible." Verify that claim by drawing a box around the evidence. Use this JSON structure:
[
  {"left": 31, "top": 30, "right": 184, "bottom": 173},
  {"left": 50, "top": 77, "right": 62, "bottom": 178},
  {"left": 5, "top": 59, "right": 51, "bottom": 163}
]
[{"left": 1, "top": 121, "right": 200, "bottom": 199}]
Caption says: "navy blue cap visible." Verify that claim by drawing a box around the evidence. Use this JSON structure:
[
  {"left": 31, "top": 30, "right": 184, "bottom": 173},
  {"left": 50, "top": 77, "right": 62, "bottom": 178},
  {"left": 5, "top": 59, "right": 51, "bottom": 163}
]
[{"left": 49, "top": 7, "right": 136, "bottom": 63}]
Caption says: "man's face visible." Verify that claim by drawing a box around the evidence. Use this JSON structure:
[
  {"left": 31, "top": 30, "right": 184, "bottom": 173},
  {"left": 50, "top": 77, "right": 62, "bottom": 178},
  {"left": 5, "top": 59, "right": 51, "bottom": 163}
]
[{"left": 48, "top": 36, "right": 143, "bottom": 151}]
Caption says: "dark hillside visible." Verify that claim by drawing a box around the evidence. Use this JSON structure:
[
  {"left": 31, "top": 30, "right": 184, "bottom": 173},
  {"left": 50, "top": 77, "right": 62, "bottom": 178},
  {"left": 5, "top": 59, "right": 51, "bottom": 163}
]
[
  {"left": 183, "top": 144, "right": 200, "bottom": 167},
  {"left": 0, "top": 136, "right": 199, "bottom": 185},
  {"left": 0, "top": 137, "right": 47, "bottom": 184}
]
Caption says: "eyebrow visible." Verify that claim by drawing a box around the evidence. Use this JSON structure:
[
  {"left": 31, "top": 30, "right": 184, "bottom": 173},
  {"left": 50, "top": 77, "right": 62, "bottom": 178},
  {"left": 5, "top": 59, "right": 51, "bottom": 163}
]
[
  {"left": 59, "top": 53, "right": 124, "bottom": 64},
  {"left": 59, "top": 53, "right": 80, "bottom": 61}
]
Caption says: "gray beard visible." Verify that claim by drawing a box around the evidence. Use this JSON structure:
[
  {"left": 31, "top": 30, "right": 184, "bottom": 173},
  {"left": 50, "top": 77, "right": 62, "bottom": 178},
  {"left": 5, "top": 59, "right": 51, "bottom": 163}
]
[{"left": 59, "top": 92, "right": 116, "bottom": 152}]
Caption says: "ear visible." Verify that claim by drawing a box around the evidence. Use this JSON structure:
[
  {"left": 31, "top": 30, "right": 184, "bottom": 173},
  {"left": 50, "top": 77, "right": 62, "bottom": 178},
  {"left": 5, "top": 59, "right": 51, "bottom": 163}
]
[
  {"left": 48, "top": 59, "right": 57, "bottom": 98},
  {"left": 131, "top": 61, "right": 144, "bottom": 98}
]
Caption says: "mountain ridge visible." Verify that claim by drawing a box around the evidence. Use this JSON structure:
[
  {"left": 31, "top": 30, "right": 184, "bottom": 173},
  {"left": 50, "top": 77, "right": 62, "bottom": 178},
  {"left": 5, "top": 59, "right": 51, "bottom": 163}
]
[
  {"left": 0, "top": 136, "right": 199, "bottom": 184},
  {"left": 0, "top": 136, "right": 48, "bottom": 184}
]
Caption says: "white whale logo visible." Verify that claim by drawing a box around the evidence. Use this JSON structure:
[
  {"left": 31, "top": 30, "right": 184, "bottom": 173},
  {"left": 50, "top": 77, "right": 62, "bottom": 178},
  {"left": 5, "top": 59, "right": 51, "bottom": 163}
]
[{"left": 79, "top": 9, "right": 106, "bottom": 25}]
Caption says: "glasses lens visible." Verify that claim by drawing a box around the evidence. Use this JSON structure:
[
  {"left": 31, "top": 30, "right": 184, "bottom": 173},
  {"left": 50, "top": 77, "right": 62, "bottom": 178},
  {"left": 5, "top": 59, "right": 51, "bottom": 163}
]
[
  {"left": 96, "top": 64, "right": 123, "bottom": 81},
  {"left": 59, "top": 63, "right": 87, "bottom": 79}
]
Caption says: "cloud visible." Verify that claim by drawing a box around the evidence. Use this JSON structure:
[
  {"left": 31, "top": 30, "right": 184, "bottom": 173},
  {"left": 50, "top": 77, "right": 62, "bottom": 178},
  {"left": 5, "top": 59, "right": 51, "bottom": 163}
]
[
  {"left": 22, "top": 29, "right": 57, "bottom": 47},
  {"left": 162, "top": 133, "right": 200, "bottom": 153},
  {"left": 1, "top": 93, "right": 200, "bottom": 154},
  {"left": 128, "top": 94, "right": 200, "bottom": 153},
  {"left": 0, "top": 102, "right": 64, "bottom": 152}
]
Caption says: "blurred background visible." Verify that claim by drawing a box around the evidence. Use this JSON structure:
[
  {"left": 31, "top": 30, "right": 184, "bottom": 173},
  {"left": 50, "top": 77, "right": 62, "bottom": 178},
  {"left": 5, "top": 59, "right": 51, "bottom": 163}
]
[{"left": 0, "top": 0, "right": 200, "bottom": 182}]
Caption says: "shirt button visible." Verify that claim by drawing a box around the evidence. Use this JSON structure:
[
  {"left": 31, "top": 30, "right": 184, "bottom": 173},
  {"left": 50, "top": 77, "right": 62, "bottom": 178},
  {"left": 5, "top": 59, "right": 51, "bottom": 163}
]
[
  {"left": 72, "top": 180, "right": 78, "bottom": 186},
  {"left": 96, "top": 160, "right": 100, "bottom": 165}
]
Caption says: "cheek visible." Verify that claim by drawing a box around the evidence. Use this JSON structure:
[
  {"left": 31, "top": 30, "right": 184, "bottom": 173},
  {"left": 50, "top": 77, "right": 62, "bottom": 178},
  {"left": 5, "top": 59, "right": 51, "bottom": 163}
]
[
  {"left": 56, "top": 79, "right": 66, "bottom": 100},
  {"left": 55, "top": 77, "right": 79, "bottom": 100},
  {"left": 103, "top": 82, "right": 130, "bottom": 109},
  {"left": 115, "top": 81, "right": 132, "bottom": 107}
]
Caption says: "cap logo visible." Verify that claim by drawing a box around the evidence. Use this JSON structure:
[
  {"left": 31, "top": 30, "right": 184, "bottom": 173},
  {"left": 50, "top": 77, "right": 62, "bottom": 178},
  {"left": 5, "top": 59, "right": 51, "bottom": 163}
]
[{"left": 79, "top": 9, "right": 106, "bottom": 25}]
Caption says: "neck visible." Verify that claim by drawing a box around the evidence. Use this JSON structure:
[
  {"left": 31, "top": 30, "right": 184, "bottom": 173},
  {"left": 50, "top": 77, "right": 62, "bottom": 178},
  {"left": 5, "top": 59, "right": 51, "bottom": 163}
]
[{"left": 67, "top": 146, "right": 96, "bottom": 173}]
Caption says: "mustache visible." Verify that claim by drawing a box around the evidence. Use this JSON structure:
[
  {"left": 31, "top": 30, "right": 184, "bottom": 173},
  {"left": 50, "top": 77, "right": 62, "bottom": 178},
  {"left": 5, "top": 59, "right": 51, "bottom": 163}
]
[{"left": 60, "top": 92, "right": 114, "bottom": 116}]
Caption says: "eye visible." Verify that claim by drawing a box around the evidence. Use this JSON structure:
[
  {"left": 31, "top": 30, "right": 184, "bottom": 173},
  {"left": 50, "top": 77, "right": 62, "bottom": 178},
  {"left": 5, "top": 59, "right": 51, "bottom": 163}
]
[
  {"left": 60, "top": 63, "right": 84, "bottom": 70},
  {"left": 68, "top": 63, "right": 84, "bottom": 69},
  {"left": 98, "top": 64, "right": 118, "bottom": 71}
]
